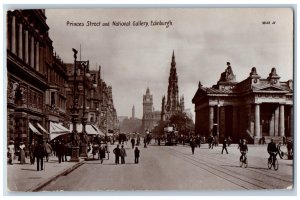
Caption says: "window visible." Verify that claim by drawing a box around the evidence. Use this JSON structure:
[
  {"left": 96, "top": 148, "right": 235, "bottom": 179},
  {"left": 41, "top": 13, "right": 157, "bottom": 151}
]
[{"left": 51, "top": 92, "right": 56, "bottom": 106}]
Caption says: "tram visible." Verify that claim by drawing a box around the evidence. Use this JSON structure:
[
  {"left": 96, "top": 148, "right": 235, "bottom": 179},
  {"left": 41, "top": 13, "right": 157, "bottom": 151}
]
[{"left": 164, "top": 125, "right": 178, "bottom": 146}]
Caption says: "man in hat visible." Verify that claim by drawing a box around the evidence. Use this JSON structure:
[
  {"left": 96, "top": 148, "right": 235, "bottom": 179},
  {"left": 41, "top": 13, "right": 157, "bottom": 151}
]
[
  {"left": 134, "top": 147, "right": 140, "bottom": 164},
  {"left": 120, "top": 145, "right": 127, "bottom": 164},
  {"left": 113, "top": 145, "right": 121, "bottom": 164},
  {"left": 221, "top": 138, "right": 228, "bottom": 154},
  {"left": 34, "top": 140, "right": 46, "bottom": 171}
]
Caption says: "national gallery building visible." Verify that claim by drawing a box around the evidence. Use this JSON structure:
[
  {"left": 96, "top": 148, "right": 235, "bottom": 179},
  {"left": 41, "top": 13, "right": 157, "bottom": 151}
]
[{"left": 192, "top": 62, "right": 293, "bottom": 144}]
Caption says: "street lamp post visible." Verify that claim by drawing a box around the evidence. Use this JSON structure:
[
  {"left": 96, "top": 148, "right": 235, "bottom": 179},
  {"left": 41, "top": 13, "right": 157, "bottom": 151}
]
[
  {"left": 70, "top": 48, "right": 80, "bottom": 162},
  {"left": 77, "top": 60, "right": 89, "bottom": 157}
]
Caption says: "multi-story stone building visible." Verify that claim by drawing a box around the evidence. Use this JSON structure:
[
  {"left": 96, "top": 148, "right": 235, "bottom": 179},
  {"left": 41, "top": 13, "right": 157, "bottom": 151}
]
[
  {"left": 192, "top": 62, "right": 293, "bottom": 143},
  {"left": 45, "top": 53, "right": 68, "bottom": 137},
  {"left": 96, "top": 68, "right": 119, "bottom": 134},
  {"left": 66, "top": 64, "right": 119, "bottom": 135},
  {"left": 7, "top": 9, "right": 119, "bottom": 147},
  {"left": 161, "top": 51, "right": 185, "bottom": 121},
  {"left": 7, "top": 9, "right": 69, "bottom": 146}
]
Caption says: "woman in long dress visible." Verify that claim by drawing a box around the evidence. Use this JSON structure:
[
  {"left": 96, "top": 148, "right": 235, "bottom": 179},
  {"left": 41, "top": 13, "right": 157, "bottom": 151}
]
[
  {"left": 8, "top": 140, "right": 15, "bottom": 164},
  {"left": 19, "top": 142, "right": 26, "bottom": 164}
]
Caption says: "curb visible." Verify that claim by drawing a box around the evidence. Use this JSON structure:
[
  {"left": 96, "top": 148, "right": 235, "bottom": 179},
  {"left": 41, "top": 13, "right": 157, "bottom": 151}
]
[{"left": 27, "top": 160, "right": 86, "bottom": 192}]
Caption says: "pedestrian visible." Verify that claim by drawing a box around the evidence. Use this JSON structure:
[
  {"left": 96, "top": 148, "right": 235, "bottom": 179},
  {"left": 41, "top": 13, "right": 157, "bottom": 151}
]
[
  {"left": 143, "top": 137, "right": 147, "bottom": 148},
  {"left": 113, "top": 145, "right": 121, "bottom": 164},
  {"left": 43, "top": 141, "right": 52, "bottom": 162},
  {"left": 196, "top": 135, "right": 201, "bottom": 148},
  {"left": 131, "top": 138, "right": 135, "bottom": 149},
  {"left": 28, "top": 140, "right": 36, "bottom": 165},
  {"left": 34, "top": 140, "right": 45, "bottom": 171},
  {"left": 134, "top": 147, "right": 140, "bottom": 164},
  {"left": 137, "top": 137, "right": 140, "bottom": 146},
  {"left": 120, "top": 145, "right": 127, "bottom": 164},
  {"left": 99, "top": 144, "right": 106, "bottom": 164},
  {"left": 57, "top": 140, "right": 65, "bottom": 163},
  {"left": 158, "top": 136, "right": 161, "bottom": 146},
  {"left": 8, "top": 140, "right": 15, "bottom": 164},
  {"left": 190, "top": 139, "right": 196, "bottom": 154},
  {"left": 7, "top": 147, "right": 13, "bottom": 165},
  {"left": 227, "top": 136, "right": 232, "bottom": 146},
  {"left": 262, "top": 136, "right": 266, "bottom": 145},
  {"left": 282, "top": 136, "right": 286, "bottom": 146},
  {"left": 221, "top": 139, "right": 228, "bottom": 154},
  {"left": 277, "top": 142, "right": 283, "bottom": 159},
  {"left": 19, "top": 141, "right": 26, "bottom": 164},
  {"left": 105, "top": 142, "right": 110, "bottom": 160},
  {"left": 53, "top": 140, "right": 58, "bottom": 157},
  {"left": 209, "top": 135, "right": 214, "bottom": 149},
  {"left": 287, "top": 140, "right": 293, "bottom": 159},
  {"left": 64, "top": 141, "right": 69, "bottom": 162}
]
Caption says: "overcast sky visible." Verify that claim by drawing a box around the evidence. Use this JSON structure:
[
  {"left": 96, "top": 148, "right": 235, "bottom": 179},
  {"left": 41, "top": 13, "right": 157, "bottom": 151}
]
[{"left": 46, "top": 8, "right": 293, "bottom": 119}]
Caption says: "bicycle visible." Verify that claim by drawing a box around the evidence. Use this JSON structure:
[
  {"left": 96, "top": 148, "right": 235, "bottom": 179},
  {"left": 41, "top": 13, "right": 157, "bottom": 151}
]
[
  {"left": 239, "top": 151, "right": 248, "bottom": 168},
  {"left": 268, "top": 152, "right": 279, "bottom": 170}
]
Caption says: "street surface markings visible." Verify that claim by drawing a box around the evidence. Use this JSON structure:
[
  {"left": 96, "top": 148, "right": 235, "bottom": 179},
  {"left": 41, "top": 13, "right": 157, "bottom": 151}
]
[{"left": 163, "top": 147, "right": 292, "bottom": 190}]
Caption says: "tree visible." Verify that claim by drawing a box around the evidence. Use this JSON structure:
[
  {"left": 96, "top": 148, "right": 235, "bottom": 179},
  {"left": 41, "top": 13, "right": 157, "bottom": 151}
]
[
  {"left": 152, "top": 112, "right": 195, "bottom": 137},
  {"left": 169, "top": 112, "right": 195, "bottom": 136},
  {"left": 152, "top": 121, "right": 168, "bottom": 136}
]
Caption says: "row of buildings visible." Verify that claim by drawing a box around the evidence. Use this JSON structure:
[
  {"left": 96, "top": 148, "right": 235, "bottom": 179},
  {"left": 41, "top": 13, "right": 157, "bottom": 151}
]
[{"left": 7, "top": 9, "right": 119, "bottom": 147}]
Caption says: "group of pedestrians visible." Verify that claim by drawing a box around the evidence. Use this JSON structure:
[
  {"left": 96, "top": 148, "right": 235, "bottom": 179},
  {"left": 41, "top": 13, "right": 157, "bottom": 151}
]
[
  {"left": 113, "top": 143, "right": 140, "bottom": 165},
  {"left": 7, "top": 138, "right": 73, "bottom": 171}
]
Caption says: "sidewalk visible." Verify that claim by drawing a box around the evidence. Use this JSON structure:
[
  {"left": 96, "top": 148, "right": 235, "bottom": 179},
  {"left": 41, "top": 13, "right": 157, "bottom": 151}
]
[{"left": 7, "top": 155, "right": 86, "bottom": 192}]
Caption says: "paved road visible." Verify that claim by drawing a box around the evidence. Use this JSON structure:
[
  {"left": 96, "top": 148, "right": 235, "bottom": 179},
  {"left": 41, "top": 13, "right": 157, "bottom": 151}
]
[{"left": 41, "top": 142, "right": 293, "bottom": 191}]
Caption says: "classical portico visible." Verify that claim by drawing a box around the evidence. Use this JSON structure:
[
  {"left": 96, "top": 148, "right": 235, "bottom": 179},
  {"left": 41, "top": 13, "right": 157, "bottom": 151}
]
[{"left": 192, "top": 63, "right": 293, "bottom": 144}]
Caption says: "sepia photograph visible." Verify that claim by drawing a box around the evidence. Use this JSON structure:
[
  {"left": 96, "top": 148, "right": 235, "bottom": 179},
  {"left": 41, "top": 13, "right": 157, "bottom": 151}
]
[{"left": 4, "top": 5, "right": 294, "bottom": 194}]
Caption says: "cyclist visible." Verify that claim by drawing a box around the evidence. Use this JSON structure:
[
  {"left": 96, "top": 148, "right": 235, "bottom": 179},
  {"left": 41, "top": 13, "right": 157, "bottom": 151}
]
[
  {"left": 239, "top": 139, "right": 248, "bottom": 162},
  {"left": 267, "top": 139, "right": 278, "bottom": 163}
]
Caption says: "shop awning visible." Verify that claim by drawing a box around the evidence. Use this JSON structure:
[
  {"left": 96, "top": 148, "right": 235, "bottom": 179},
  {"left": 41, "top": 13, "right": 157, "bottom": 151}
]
[
  {"left": 69, "top": 124, "right": 103, "bottom": 135},
  {"left": 29, "top": 122, "right": 42, "bottom": 135},
  {"left": 50, "top": 122, "right": 70, "bottom": 134},
  {"left": 91, "top": 124, "right": 105, "bottom": 136},
  {"left": 37, "top": 123, "right": 49, "bottom": 134},
  {"left": 50, "top": 122, "right": 70, "bottom": 140}
]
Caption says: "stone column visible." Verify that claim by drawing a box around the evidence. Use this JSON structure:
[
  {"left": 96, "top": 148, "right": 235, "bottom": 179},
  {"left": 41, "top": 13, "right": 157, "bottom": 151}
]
[
  {"left": 254, "top": 104, "right": 261, "bottom": 138},
  {"left": 232, "top": 106, "right": 238, "bottom": 140},
  {"left": 18, "top": 23, "right": 23, "bottom": 59},
  {"left": 35, "top": 41, "right": 39, "bottom": 71},
  {"left": 30, "top": 36, "right": 34, "bottom": 67},
  {"left": 209, "top": 106, "right": 214, "bottom": 133},
  {"left": 220, "top": 106, "right": 226, "bottom": 137},
  {"left": 274, "top": 106, "right": 279, "bottom": 136},
  {"left": 24, "top": 30, "right": 29, "bottom": 63},
  {"left": 11, "top": 16, "right": 16, "bottom": 54},
  {"left": 269, "top": 112, "right": 275, "bottom": 136},
  {"left": 279, "top": 104, "right": 285, "bottom": 137}
]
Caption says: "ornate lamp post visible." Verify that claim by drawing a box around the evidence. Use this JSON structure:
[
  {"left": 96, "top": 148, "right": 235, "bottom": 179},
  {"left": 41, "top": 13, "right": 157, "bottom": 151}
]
[
  {"left": 70, "top": 48, "right": 80, "bottom": 162},
  {"left": 77, "top": 60, "right": 90, "bottom": 157}
]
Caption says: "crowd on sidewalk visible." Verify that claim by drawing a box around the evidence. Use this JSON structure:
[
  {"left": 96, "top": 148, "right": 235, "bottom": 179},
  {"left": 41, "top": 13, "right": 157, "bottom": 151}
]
[{"left": 7, "top": 138, "right": 76, "bottom": 171}]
